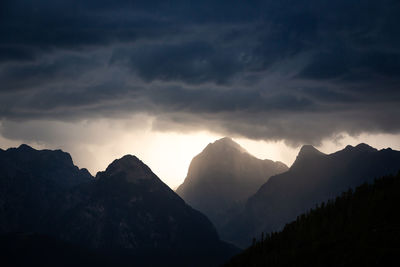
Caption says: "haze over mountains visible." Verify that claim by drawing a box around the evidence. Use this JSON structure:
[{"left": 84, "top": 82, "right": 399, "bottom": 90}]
[
  {"left": 2, "top": 0, "right": 400, "bottom": 265},
  {"left": 225, "top": 172, "right": 400, "bottom": 267},
  {"left": 1, "top": 139, "right": 400, "bottom": 265},
  {"left": 222, "top": 143, "right": 400, "bottom": 247},
  {"left": 176, "top": 137, "right": 288, "bottom": 233},
  {"left": 0, "top": 145, "right": 237, "bottom": 266}
]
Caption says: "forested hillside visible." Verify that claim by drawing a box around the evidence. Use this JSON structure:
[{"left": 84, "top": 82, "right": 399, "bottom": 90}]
[
  {"left": 225, "top": 171, "right": 400, "bottom": 267},
  {"left": 225, "top": 144, "right": 400, "bottom": 247}
]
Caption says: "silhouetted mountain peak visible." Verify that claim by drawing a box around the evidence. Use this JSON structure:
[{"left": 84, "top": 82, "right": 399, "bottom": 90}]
[
  {"left": 7, "top": 144, "right": 75, "bottom": 166},
  {"left": 298, "top": 145, "right": 324, "bottom": 157},
  {"left": 176, "top": 138, "right": 288, "bottom": 237},
  {"left": 345, "top": 143, "right": 377, "bottom": 153},
  {"left": 205, "top": 137, "right": 247, "bottom": 154},
  {"left": 215, "top": 137, "right": 238, "bottom": 146},
  {"left": 97, "top": 154, "right": 158, "bottom": 183},
  {"left": 289, "top": 145, "right": 325, "bottom": 170},
  {"left": 229, "top": 143, "right": 400, "bottom": 248},
  {"left": 17, "top": 144, "right": 35, "bottom": 151}
]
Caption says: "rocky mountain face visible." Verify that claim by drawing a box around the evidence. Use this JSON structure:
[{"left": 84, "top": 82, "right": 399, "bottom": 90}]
[
  {"left": 224, "top": 143, "right": 400, "bottom": 247},
  {"left": 176, "top": 137, "right": 288, "bottom": 236},
  {"left": 0, "top": 144, "right": 92, "bottom": 233},
  {"left": 54, "top": 155, "right": 237, "bottom": 265},
  {"left": 0, "top": 145, "right": 238, "bottom": 266}
]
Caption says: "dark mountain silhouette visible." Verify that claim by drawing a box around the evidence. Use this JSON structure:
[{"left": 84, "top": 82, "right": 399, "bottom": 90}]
[
  {"left": 0, "top": 145, "right": 238, "bottom": 266},
  {"left": 223, "top": 143, "right": 400, "bottom": 247},
  {"left": 54, "top": 155, "right": 238, "bottom": 266},
  {"left": 176, "top": 137, "right": 288, "bottom": 237},
  {"left": 0, "top": 144, "right": 92, "bottom": 233},
  {"left": 224, "top": 172, "right": 400, "bottom": 267}
]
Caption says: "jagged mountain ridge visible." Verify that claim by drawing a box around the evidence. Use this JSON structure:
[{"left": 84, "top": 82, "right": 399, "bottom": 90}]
[
  {"left": 0, "top": 145, "right": 238, "bottom": 266},
  {"left": 176, "top": 137, "right": 288, "bottom": 237},
  {"left": 0, "top": 144, "right": 92, "bottom": 187},
  {"left": 0, "top": 144, "right": 93, "bottom": 233},
  {"left": 223, "top": 143, "right": 400, "bottom": 247},
  {"left": 56, "top": 155, "right": 221, "bottom": 252}
]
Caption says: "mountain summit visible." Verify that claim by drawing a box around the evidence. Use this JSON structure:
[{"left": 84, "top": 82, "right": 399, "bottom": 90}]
[
  {"left": 225, "top": 143, "right": 400, "bottom": 247},
  {"left": 207, "top": 137, "right": 248, "bottom": 153},
  {"left": 97, "top": 155, "right": 158, "bottom": 183},
  {"left": 291, "top": 145, "right": 326, "bottom": 169},
  {"left": 345, "top": 143, "right": 377, "bottom": 152},
  {"left": 297, "top": 145, "right": 324, "bottom": 157},
  {"left": 176, "top": 137, "right": 288, "bottom": 238},
  {"left": 56, "top": 154, "right": 237, "bottom": 265},
  {"left": 0, "top": 144, "right": 93, "bottom": 234}
]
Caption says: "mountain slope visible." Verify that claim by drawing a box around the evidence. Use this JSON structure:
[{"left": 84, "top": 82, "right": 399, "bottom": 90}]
[
  {"left": 224, "top": 143, "right": 400, "bottom": 247},
  {"left": 54, "top": 155, "right": 237, "bottom": 266},
  {"left": 0, "top": 145, "right": 238, "bottom": 266},
  {"left": 224, "top": 172, "right": 400, "bottom": 267},
  {"left": 176, "top": 137, "right": 288, "bottom": 235},
  {"left": 0, "top": 144, "right": 93, "bottom": 233}
]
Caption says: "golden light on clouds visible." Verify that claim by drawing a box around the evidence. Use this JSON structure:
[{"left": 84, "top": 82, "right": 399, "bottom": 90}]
[{"left": 1, "top": 116, "right": 400, "bottom": 189}]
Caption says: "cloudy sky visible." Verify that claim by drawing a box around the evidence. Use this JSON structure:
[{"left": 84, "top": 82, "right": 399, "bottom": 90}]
[{"left": 1, "top": 1, "right": 400, "bottom": 188}]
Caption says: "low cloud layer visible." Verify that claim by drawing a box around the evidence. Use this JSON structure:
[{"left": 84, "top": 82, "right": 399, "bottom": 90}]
[{"left": 1, "top": 0, "right": 400, "bottom": 145}]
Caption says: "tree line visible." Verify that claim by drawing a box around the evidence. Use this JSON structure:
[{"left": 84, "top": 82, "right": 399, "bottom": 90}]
[{"left": 224, "top": 171, "right": 400, "bottom": 266}]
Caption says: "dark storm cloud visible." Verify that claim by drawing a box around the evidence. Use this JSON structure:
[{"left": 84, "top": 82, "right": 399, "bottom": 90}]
[
  {"left": 298, "top": 49, "right": 400, "bottom": 81},
  {"left": 145, "top": 86, "right": 316, "bottom": 114},
  {"left": 0, "top": 53, "right": 101, "bottom": 91},
  {"left": 111, "top": 42, "right": 247, "bottom": 84},
  {"left": 0, "top": 46, "right": 36, "bottom": 63},
  {"left": 1, "top": 0, "right": 400, "bottom": 145}
]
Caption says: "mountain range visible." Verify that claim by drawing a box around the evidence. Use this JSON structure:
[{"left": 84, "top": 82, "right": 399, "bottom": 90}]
[
  {"left": 1, "top": 139, "right": 400, "bottom": 265},
  {"left": 221, "top": 143, "right": 400, "bottom": 247},
  {"left": 0, "top": 145, "right": 238, "bottom": 266}
]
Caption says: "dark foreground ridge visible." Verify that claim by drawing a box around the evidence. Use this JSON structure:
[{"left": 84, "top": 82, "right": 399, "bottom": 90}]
[
  {"left": 0, "top": 145, "right": 238, "bottom": 267},
  {"left": 224, "top": 171, "right": 400, "bottom": 267},
  {"left": 0, "top": 233, "right": 110, "bottom": 267}
]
